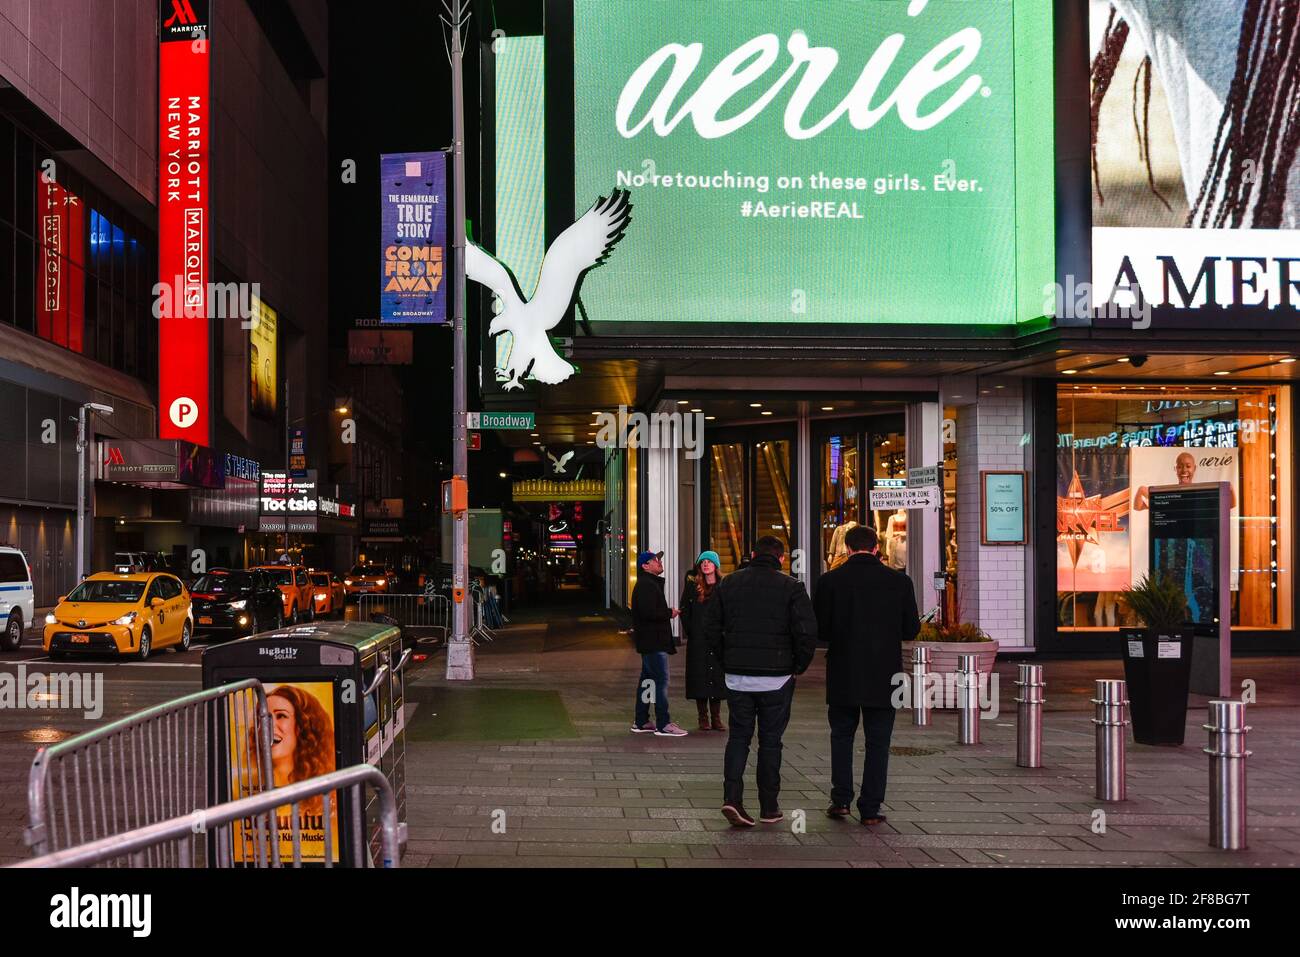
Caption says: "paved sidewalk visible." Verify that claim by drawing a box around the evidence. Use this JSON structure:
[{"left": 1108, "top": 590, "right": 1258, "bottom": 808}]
[{"left": 400, "top": 600, "right": 1300, "bottom": 868}]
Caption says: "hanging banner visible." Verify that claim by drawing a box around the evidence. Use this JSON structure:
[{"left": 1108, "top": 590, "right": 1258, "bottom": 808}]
[
  {"left": 380, "top": 151, "right": 448, "bottom": 324},
  {"left": 249, "top": 295, "right": 278, "bottom": 418},
  {"left": 158, "top": 0, "right": 212, "bottom": 443},
  {"left": 37, "top": 179, "right": 86, "bottom": 352},
  {"left": 289, "top": 427, "right": 307, "bottom": 478}
]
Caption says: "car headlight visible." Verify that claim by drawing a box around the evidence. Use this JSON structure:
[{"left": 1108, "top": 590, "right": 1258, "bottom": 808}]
[
  {"left": 228, "top": 599, "right": 247, "bottom": 610},
  {"left": 114, "top": 612, "right": 138, "bottom": 626},
  {"left": 45, "top": 613, "right": 56, "bottom": 625},
  {"left": 344, "top": 579, "right": 353, "bottom": 586}
]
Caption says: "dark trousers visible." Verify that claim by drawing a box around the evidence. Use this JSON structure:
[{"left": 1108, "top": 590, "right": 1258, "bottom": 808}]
[
  {"left": 828, "top": 705, "right": 896, "bottom": 816},
  {"left": 723, "top": 679, "right": 795, "bottom": 812},
  {"left": 634, "top": 652, "right": 671, "bottom": 729}
]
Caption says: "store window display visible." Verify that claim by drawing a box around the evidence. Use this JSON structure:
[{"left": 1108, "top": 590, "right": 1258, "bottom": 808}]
[
  {"left": 825, "top": 520, "right": 858, "bottom": 571},
  {"left": 882, "top": 509, "right": 908, "bottom": 570},
  {"left": 1057, "top": 385, "right": 1292, "bottom": 632}
]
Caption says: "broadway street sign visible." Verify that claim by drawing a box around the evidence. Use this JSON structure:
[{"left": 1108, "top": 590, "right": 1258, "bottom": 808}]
[{"left": 467, "top": 411, "right": 535, "bottom": 430}]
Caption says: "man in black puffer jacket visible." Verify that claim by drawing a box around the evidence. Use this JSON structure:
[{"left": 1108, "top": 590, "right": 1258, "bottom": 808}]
[{"left": 704, "top": 536, "right": 817, "bottom": 827}]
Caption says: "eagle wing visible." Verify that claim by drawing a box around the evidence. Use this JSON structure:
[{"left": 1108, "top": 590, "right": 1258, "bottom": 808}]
[
  {"left": 531, "top": 190, "right": 632, "bottom": 330},
  {"left": 465, "top": 242, "right": 526, "bottom": 324}
]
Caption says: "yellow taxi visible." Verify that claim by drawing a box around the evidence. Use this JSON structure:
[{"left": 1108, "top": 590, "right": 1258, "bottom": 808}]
[
  {"left": 43, "top": 567, "right": 193, "bottom": 660},
  {"left": 343, "top": 563, "right": 393, "bottom": 600},
  {"left": 309, "top": 570, "right": 345, "bottom": 618}
]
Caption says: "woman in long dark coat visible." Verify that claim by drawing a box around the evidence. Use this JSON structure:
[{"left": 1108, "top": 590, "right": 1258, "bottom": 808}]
[{"left": 680, "top": 550, "right": 727, "bottom": 731}]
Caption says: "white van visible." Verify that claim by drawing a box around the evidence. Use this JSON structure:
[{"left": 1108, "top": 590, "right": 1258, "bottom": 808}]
[{"left": 0, "top": 545, "right": 35, "bottom": 651}]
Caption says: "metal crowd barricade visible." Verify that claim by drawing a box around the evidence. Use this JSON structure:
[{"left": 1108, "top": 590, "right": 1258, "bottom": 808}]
[
  {"left": 12, "top": 765, "right": 400, "bottom": 869},
  {"left": 25, "top": 679, "right": 273, "bottom": 861},
  {"left": 469, "top": 582, "right": 496, "bottom": 644},
  {"left": 358, "top": 592, "right": 450, "bottom": 646}
]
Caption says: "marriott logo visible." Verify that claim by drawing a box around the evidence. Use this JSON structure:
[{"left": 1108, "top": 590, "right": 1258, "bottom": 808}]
[{"left": 161, "top": 0, "right": 208, "bottom": 40}]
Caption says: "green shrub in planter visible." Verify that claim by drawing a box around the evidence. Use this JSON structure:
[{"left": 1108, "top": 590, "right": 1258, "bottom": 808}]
[
  {"left": 916, "top": 620, "right": 993, "bottom": 643},
  {"left": 1121, "top": 574, "right": 1188, "bottom": 629}
]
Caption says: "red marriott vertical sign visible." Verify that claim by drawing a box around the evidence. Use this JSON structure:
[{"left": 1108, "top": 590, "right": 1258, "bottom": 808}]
[{"left": 158, "top": 0, "right": 211, "bottom": 442}]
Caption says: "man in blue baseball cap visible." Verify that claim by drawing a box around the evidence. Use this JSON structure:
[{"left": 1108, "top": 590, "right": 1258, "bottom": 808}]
[{"left": 630, "top": 549, "right": 688, "bottom": 737}]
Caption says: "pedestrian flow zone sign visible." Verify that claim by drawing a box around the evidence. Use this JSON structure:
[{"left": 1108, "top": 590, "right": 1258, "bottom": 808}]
[
  {"left": 869, "top": 486, "right": 940, "bottom": 510},
  {"left": 907, "top": 465, "right": 940, "bottom": 488},
  {"left": 467, "top": 411, "right": 535, "bottom": 430}
]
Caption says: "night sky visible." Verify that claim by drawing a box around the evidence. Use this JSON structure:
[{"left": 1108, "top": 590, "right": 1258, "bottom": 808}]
[{"left": 327, "top": 1, "right": 515, "bottom": 505}]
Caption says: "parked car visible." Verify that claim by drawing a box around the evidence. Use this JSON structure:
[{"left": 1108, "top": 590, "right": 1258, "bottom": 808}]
[
  {"left": 44, "top": 567, "right": 192, "bottom": 660},
  {"left": 249, "top": 564, "right": 315, "bottom": 624},
  {"left": 309, "top": 570, "right": 346, "bottom": 618},
  {"left": 113, "top": 551, "right": 182, "bottom": 574},
  {"left": 189, "top": 568, "right": 284, "bottom": 640},
  {"left": 0, "top": 544, "right": 35, "bottom": 651}
]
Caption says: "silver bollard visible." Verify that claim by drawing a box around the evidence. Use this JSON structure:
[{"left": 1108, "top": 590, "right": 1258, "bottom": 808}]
[
  {"left": 956, "top": 653, "right": 980, "bottom": 745},
  {"left": 1092, "top": 679, "right": 1129, "bottom": 802},
  {"left": 1204, "top": 700, "right": 1251, "bottom": 850},
  {"left": 911, "top": 646, "right": 932, "bottom": 727},
  {"left": 1014, "top": 663, "right": 1045, "bottom": 768}
]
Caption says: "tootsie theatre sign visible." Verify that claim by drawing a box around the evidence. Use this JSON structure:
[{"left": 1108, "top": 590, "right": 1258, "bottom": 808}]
[{"left": 259, "top": 470, "right": 319, "bottom": 533}]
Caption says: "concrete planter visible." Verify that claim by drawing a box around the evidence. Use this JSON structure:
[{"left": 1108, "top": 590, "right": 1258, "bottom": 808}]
[{"left": 900, "top": 640, "right": 1000, "bottom": 679}]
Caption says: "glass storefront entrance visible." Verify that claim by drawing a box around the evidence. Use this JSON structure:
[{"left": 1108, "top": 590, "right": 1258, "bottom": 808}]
[
  {"left": 704, "top": 428, "right": 795, "bottom": 575},
  {"left": 701, "top": 412, "right": 919, "bottom": 587},
  {"left": 815, "top": 414, "right": 907, "bottom": 578}
]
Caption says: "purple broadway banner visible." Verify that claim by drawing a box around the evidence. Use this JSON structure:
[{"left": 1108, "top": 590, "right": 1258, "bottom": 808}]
[{"left": 380, "top": 151, "right": 448, "bottom": 323}]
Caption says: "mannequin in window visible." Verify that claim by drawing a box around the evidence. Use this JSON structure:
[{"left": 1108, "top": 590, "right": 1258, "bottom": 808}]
[
  {"left": 883, "top": 510, "right": 907, "bottom": 569},
  {"left": 944, "top": 493, "right": 958, "bottom": 571},
  {"left": 1088, "top": 548, "right": 1120, "bottom": 627},
  {"left": 826, "top": 521, "right": 858, "bottom": 571}
]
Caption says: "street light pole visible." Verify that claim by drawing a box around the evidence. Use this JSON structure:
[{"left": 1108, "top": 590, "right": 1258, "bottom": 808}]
[
  {"left": 283, "top": 377, "right": 291, "bottom": 558},
  {"left": 76, "top": 402, "right": 114, "bottom": 583},
  {"left": 444, "top": 0, "right": 474, "bottom": 679}
]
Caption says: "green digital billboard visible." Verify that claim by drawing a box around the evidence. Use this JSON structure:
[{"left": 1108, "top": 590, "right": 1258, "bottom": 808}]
[{"left": 573, "top": 0, "right": 1054, "bottom": 328}]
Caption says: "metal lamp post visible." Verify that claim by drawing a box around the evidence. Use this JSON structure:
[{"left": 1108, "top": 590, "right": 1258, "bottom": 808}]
[
  {"left": 76, "top": 402, "right": 114, "bottom": 583},
  {"left": 443, "top": 0, "right": 474, "bottom": 679}
]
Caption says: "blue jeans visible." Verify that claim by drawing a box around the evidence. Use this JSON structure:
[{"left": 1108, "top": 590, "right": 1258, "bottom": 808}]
[{"left": 634, "top": 652, "right": 671, "bottom": 730}]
